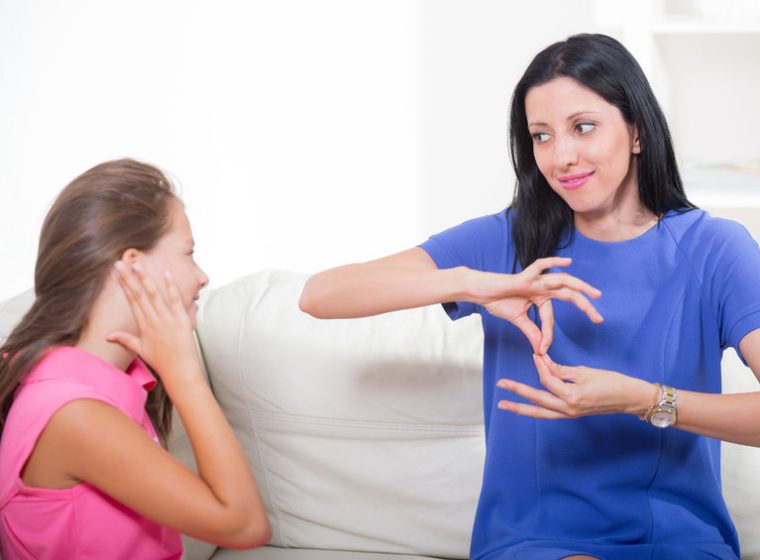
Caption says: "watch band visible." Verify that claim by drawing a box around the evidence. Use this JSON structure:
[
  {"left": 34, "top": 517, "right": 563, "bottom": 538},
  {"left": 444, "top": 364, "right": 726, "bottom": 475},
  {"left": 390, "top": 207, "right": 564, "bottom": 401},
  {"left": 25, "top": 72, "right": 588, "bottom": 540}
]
[{"left": 648, "top": 385, "right": 677, "bottom": 428}]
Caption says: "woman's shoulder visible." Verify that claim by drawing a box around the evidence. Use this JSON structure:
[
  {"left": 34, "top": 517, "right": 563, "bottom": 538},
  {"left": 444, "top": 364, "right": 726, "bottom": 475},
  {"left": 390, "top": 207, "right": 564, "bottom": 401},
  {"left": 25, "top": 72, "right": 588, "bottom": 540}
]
[{"left": 663, "top": 208, "right": 756, "bottom": 245}]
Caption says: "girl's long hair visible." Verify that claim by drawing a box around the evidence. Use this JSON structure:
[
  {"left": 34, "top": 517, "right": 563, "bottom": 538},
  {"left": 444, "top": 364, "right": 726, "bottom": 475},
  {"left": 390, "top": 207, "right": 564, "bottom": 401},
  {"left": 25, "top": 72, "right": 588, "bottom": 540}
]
[
  {"left": 0, "top": 159, "right": 178, "bottom": 443},
  {"left": 509, "top": 33, "right": 695, "bottom": 268}
]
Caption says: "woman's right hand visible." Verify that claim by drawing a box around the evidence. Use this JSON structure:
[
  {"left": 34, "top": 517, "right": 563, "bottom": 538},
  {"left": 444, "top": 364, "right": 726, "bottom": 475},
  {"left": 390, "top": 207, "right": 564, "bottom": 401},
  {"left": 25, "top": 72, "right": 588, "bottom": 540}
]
[{"left": 472, "top": 257, "right": 603, "bottom": 354}]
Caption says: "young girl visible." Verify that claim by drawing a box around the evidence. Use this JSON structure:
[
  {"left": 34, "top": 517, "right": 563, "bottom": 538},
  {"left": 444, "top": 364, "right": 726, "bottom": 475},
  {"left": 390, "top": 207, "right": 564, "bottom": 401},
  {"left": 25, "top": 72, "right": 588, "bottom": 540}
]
[
  {"left": 300, "top": 34, "right": 760, "bottom": 559},
  {"left": 0, "top": 159, "right": 270, "bottom": 558}
]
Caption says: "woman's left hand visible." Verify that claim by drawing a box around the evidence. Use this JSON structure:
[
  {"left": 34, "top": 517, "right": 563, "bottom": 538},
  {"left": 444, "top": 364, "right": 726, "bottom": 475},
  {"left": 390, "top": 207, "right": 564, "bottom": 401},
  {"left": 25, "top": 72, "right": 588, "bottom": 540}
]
[{"left": 496, "top": 353, "right": 657, "bottom": 419}]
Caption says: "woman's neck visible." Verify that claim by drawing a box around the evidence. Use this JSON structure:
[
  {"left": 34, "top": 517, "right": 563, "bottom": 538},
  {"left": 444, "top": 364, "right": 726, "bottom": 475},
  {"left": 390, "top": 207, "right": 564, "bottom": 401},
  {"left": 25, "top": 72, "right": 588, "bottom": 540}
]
[
  {"left": 572, "top": 166, "right": 658, "bottom": 242},
  {"left": 574, "top": 206, "right": 659, "bottom": 242}
]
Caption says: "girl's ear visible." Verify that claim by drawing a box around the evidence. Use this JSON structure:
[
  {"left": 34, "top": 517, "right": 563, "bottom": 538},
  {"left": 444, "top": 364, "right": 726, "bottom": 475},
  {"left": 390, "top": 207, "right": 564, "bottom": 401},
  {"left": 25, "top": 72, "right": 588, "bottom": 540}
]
[{"left": 119, "top": 248, "right": 141, "bottom": 265}]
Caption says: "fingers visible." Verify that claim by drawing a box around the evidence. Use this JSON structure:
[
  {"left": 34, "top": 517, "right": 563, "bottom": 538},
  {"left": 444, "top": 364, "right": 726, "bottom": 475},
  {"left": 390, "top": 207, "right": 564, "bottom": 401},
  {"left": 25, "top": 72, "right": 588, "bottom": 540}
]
[
  {"left": 541, "top": 353, "right": 575, "bottom": 381},
  {"left": 511, "top": 315, "right": 543, "bottom": 354},
  {"left": 497, "top": 399, "right": 568, "bottom": 420},
  {"left": 529, "top": 256, "right": 573, "bottom": 274},
  {"left": 496, "top": 377, "right": 569, "bottom": 419},
  {"left": 113, "top": 261, "right": 149, "bottom": 326},
  {"left": 164, "top": 271, "right": 186, "bottom": 316},
  {"left": 114, "top": 261, "right": 171, "bottom": 320},
  {"left": 537, "top": 300, "right": 553, "bottom": 355},
  {"left": 547, "top": 287, "right": 604, "bottom": 324},
  {"left": 539, "top": 272, "right": 602, "bottom": 300},
  {"left": 106, "top": 331, "right": 141, "bottom": 354},
  {"left": 533, "top": 353, "right": 573, "bottom": 400}
]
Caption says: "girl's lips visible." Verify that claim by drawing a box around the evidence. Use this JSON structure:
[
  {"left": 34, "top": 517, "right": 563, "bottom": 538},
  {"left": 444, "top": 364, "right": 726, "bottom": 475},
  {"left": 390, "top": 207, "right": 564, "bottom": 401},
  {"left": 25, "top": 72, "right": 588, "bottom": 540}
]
[{"left": 558, "top": 171, "right": 594, "bottom": 190}]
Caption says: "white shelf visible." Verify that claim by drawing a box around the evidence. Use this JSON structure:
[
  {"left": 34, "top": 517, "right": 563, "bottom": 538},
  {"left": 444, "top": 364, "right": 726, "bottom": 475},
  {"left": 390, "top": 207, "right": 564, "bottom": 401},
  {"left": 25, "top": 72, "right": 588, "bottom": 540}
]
[{"left": 652, "top": 20, "right": 760, "bottom": 34}]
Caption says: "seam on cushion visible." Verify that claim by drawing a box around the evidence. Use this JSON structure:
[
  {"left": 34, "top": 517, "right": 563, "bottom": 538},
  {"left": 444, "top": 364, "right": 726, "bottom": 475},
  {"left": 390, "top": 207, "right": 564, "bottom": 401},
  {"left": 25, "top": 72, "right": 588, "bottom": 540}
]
[
  {"left": 235, "top": 274, "right": 285, "bottom": 546},
  {"left": 248, "top": 410, "right": 483, "bottom": 435}
]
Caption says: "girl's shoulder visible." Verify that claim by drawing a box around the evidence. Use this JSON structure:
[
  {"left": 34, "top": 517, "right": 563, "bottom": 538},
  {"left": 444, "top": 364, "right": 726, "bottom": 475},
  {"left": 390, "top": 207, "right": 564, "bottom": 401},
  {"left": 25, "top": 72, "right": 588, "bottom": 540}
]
[{"left": 16, "top": 346, "right": 154, "bottom": 425}]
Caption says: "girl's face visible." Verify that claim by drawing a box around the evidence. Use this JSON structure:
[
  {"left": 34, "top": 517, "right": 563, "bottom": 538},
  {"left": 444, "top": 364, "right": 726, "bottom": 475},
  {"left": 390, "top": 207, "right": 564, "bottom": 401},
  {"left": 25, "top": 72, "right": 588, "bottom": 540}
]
[
  {"left": 524, "top": 77, "right": 641, "bottom": 219},
  {"left": 140, "top": 200, "right": 209, "bottom": 327}
]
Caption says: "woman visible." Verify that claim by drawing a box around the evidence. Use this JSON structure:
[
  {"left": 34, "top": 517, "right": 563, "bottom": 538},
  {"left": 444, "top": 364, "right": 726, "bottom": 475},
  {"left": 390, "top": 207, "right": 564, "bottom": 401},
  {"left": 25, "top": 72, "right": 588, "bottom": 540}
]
[
  {"left": 0, "top": 159, "right": 270, "bottom": 558},
  {"left": 300, "top": 34, "right": 760, "bottom": 559}
]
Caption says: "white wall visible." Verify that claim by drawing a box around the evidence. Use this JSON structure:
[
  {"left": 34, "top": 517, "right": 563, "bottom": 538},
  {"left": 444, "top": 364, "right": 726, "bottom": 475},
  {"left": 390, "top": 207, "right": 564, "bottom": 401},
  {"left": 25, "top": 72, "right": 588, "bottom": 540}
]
[
  {"left": 1, "top": 0, "right": 425, "bottom": 300},
  {"left": 3, "top": 0, "right": 709, "bottom": 302}
]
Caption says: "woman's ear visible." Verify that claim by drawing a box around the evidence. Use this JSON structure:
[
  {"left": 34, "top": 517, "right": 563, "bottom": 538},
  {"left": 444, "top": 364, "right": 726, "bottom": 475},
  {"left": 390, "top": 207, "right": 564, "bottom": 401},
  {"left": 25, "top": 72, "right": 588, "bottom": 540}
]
[{"left": 632, "top": 126, "right": 641, "bottom": 155}]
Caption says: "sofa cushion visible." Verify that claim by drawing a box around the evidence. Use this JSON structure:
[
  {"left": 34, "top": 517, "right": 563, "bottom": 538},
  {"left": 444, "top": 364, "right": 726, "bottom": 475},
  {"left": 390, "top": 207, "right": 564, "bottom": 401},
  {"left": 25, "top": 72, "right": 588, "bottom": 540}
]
[
  {"left": 193, "top": 270, "right": 484, "bottom": 559},
  {"left": 212, "top": 545, "right": 445, "bottom": 560}
]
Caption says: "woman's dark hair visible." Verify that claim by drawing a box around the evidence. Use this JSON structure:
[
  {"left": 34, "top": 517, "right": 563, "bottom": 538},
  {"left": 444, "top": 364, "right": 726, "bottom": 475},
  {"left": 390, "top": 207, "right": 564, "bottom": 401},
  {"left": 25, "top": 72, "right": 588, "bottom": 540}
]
[
  {"left": 509, "top": 33, "right": 695, "bottom": 268},
  {"left": 0, "top": 159, "right": 179, "bottom": 443}
]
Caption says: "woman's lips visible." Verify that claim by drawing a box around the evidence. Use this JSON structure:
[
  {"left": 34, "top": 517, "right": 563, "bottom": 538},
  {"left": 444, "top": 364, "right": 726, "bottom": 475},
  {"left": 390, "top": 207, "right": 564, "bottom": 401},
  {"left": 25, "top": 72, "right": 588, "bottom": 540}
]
[{"left": 558, "top": 171, "right": 594, "bottom": 190}]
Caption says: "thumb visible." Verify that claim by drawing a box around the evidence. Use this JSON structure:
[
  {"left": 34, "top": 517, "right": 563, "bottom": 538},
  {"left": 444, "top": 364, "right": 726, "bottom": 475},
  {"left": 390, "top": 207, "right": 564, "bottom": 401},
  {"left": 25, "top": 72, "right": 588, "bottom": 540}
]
[
  {"left": 106, "top": 331, "right": 141, "bottom": 355},
  {"left": 542, "top": 353, "right": 574, "bottom": 381},
  {"left": 511, "top": 315, "right": 543, "bottom": 354}
]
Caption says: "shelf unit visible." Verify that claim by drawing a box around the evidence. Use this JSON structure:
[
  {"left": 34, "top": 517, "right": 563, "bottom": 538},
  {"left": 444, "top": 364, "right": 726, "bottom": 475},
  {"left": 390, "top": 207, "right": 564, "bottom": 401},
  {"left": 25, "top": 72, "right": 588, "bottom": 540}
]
[{"left": 594, "top": 0, "right": 760, "bottom": 208}]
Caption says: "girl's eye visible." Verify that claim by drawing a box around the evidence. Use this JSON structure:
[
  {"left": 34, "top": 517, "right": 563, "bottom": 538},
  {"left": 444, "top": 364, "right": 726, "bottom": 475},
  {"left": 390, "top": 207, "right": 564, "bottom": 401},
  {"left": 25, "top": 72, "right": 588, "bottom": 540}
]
[
  {"left": 532, "top": 132, "right": 550, "bottom": 144},
  {"left": 576, "top": 122, "right": 595, "bottom": 134}
]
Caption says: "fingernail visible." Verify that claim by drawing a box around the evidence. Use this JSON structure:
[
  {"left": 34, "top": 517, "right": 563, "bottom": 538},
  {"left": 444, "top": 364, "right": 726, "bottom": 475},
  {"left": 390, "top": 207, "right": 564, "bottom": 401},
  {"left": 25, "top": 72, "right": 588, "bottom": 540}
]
[
  {"left": 497, "top": 401, "right": 510, "bottom": 410},
  {"left": 114, "top": 261, "right": 126, "bottom": 271},
  {"left": 132, "top": 262, "right": 142, "bottom": 272},
  {"left": 496, "top": 379, "right": 509, "bottom": 389}
]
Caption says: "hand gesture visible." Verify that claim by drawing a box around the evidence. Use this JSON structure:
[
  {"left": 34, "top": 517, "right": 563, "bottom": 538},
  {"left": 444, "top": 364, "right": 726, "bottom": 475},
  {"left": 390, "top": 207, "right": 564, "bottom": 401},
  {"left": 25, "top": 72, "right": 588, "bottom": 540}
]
[
  {"left": 496, "top": 353, "right": 656, "bottom": 419},
  {"left": 107, "top": 261, "right": 202, "bottom": 390},
  {"left": 476, "top": 257, "right": 603, "bottom": 354}
]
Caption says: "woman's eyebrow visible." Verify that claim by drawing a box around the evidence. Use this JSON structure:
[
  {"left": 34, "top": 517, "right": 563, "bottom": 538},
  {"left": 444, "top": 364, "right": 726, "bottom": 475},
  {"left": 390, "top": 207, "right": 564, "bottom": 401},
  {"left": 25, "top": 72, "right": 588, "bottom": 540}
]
[{"left": 528, "top": 110, "right": 600, "bottom": 128}]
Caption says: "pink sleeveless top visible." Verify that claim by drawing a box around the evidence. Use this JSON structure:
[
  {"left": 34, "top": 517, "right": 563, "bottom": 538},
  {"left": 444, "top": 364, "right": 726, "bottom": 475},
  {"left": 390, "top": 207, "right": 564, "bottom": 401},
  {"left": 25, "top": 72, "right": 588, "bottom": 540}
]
[{"left": 0, "top": 346, "right": 182, "bottom": 559}]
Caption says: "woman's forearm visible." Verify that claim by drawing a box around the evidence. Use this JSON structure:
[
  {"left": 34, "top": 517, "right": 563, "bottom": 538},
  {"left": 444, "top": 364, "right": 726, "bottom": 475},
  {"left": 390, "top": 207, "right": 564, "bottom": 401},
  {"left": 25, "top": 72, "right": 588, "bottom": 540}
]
[
  {"left": 674, "top": 390, "right": 760, "bottom": 447},
  {"left": 299, "top": 262, "right": 472, "bottom": 318}
]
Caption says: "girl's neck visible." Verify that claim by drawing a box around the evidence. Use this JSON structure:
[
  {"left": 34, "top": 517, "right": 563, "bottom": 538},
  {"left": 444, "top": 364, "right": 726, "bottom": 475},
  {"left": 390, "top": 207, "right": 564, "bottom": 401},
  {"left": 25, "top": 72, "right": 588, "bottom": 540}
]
[
  {"left": 75, "top": 332, "right": 135, "bottom": 372},
  {"left": 75, "top": 279, "right": 137, "bottom": 372}
]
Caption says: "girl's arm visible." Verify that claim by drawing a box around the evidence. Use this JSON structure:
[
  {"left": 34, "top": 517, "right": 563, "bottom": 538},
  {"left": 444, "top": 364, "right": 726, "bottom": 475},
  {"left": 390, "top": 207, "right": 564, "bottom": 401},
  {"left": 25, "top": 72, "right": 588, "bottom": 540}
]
[
  {"left": 41, "top": 263, "right": 270, "bottom": 548},
  {"left": 300, "top": 248, "right": 603, "bottom": 354}
]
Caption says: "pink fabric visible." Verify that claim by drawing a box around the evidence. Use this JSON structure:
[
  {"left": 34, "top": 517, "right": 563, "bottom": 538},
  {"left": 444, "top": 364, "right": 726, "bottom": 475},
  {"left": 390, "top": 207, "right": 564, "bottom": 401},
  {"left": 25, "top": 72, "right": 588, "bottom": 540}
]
[{"left": 0, "top": 346, "right": 182, "bottom": 559}]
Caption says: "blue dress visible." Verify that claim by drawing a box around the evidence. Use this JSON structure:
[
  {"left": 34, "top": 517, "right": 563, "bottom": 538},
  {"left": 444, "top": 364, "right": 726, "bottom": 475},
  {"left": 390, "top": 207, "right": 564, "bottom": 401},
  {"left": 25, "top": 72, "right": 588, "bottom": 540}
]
[{"left": 419, "top": 208, "right": 760, "bottom": 560}]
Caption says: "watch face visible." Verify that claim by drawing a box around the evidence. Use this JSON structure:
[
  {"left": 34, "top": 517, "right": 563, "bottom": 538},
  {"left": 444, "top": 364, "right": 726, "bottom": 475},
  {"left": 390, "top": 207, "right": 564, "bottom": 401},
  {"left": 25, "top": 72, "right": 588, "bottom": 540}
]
[{"left": 651, "top": 410, "right": 675, "bottom": 428}]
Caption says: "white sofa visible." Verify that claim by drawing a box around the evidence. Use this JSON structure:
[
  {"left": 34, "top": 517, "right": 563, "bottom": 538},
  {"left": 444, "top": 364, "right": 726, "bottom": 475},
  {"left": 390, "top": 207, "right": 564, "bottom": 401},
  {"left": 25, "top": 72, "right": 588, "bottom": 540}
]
[{"left": 2, "top": 269, "right": 760, "bottom": 560}]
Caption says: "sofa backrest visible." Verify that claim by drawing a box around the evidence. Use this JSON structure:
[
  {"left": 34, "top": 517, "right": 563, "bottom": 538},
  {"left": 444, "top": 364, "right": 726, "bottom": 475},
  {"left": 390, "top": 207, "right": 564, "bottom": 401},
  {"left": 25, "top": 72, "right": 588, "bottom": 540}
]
[
  {"left": 3, "top": 270, "right": 760, "bottom": 560},
  {"left": 189, "top": 270, "right": 484, "bottom": 558}
]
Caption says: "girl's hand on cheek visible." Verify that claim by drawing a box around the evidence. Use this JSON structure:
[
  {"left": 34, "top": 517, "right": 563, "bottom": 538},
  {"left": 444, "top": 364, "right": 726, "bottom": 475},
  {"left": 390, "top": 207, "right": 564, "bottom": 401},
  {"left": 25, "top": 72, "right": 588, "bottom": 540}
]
[{"left": 107, "top": 261, "right": 202, "bottom": 389}]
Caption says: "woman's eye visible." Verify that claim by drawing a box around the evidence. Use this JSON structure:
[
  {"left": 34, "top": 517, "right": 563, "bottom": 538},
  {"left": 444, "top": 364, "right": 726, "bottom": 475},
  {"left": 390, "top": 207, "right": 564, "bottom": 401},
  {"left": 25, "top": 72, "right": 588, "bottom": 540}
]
[
  {"left": 576, "top": 122, "right": 595, "bottom": 134},
  {"left": 532, "top": 132, "right": 550, "bottom": 144}
]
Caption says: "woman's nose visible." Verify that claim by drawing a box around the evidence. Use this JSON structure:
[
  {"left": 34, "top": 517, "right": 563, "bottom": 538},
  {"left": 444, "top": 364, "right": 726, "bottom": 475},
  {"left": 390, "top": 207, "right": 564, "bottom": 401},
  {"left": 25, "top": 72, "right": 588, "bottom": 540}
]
[{"left": 553, "top": 136, "right": 579, "bottom": 169}]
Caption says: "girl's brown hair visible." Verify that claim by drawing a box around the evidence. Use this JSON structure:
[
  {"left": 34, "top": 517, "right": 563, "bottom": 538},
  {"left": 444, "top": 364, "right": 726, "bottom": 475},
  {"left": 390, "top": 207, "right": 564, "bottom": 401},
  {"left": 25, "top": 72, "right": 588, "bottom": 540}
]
[{"left": 0, "top": 158, "right": 179, "bottom": 443}]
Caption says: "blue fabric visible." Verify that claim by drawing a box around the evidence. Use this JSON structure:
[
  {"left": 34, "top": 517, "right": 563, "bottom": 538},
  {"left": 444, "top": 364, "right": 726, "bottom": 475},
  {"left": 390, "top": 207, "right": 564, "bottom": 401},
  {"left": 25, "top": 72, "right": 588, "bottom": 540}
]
[{"left": 419, "top": 208, "right": 760, "bottom": 560}]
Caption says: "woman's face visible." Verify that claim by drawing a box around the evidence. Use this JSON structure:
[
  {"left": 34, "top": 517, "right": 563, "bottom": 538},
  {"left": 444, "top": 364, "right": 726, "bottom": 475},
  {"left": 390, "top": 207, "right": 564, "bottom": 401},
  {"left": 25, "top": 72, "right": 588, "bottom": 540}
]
[
  {"left": 524, "top": 77, "right": 641, "bottom": 218},
  {"left": 140, "top": 200, "right": 209, "bottom": 327}
]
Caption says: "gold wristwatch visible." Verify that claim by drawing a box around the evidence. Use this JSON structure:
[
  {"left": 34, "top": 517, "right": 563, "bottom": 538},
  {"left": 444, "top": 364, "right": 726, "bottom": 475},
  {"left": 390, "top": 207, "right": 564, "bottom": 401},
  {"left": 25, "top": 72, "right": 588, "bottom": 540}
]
[{"left": 647, "top": 385, "right": 677, "bottom": 428}]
